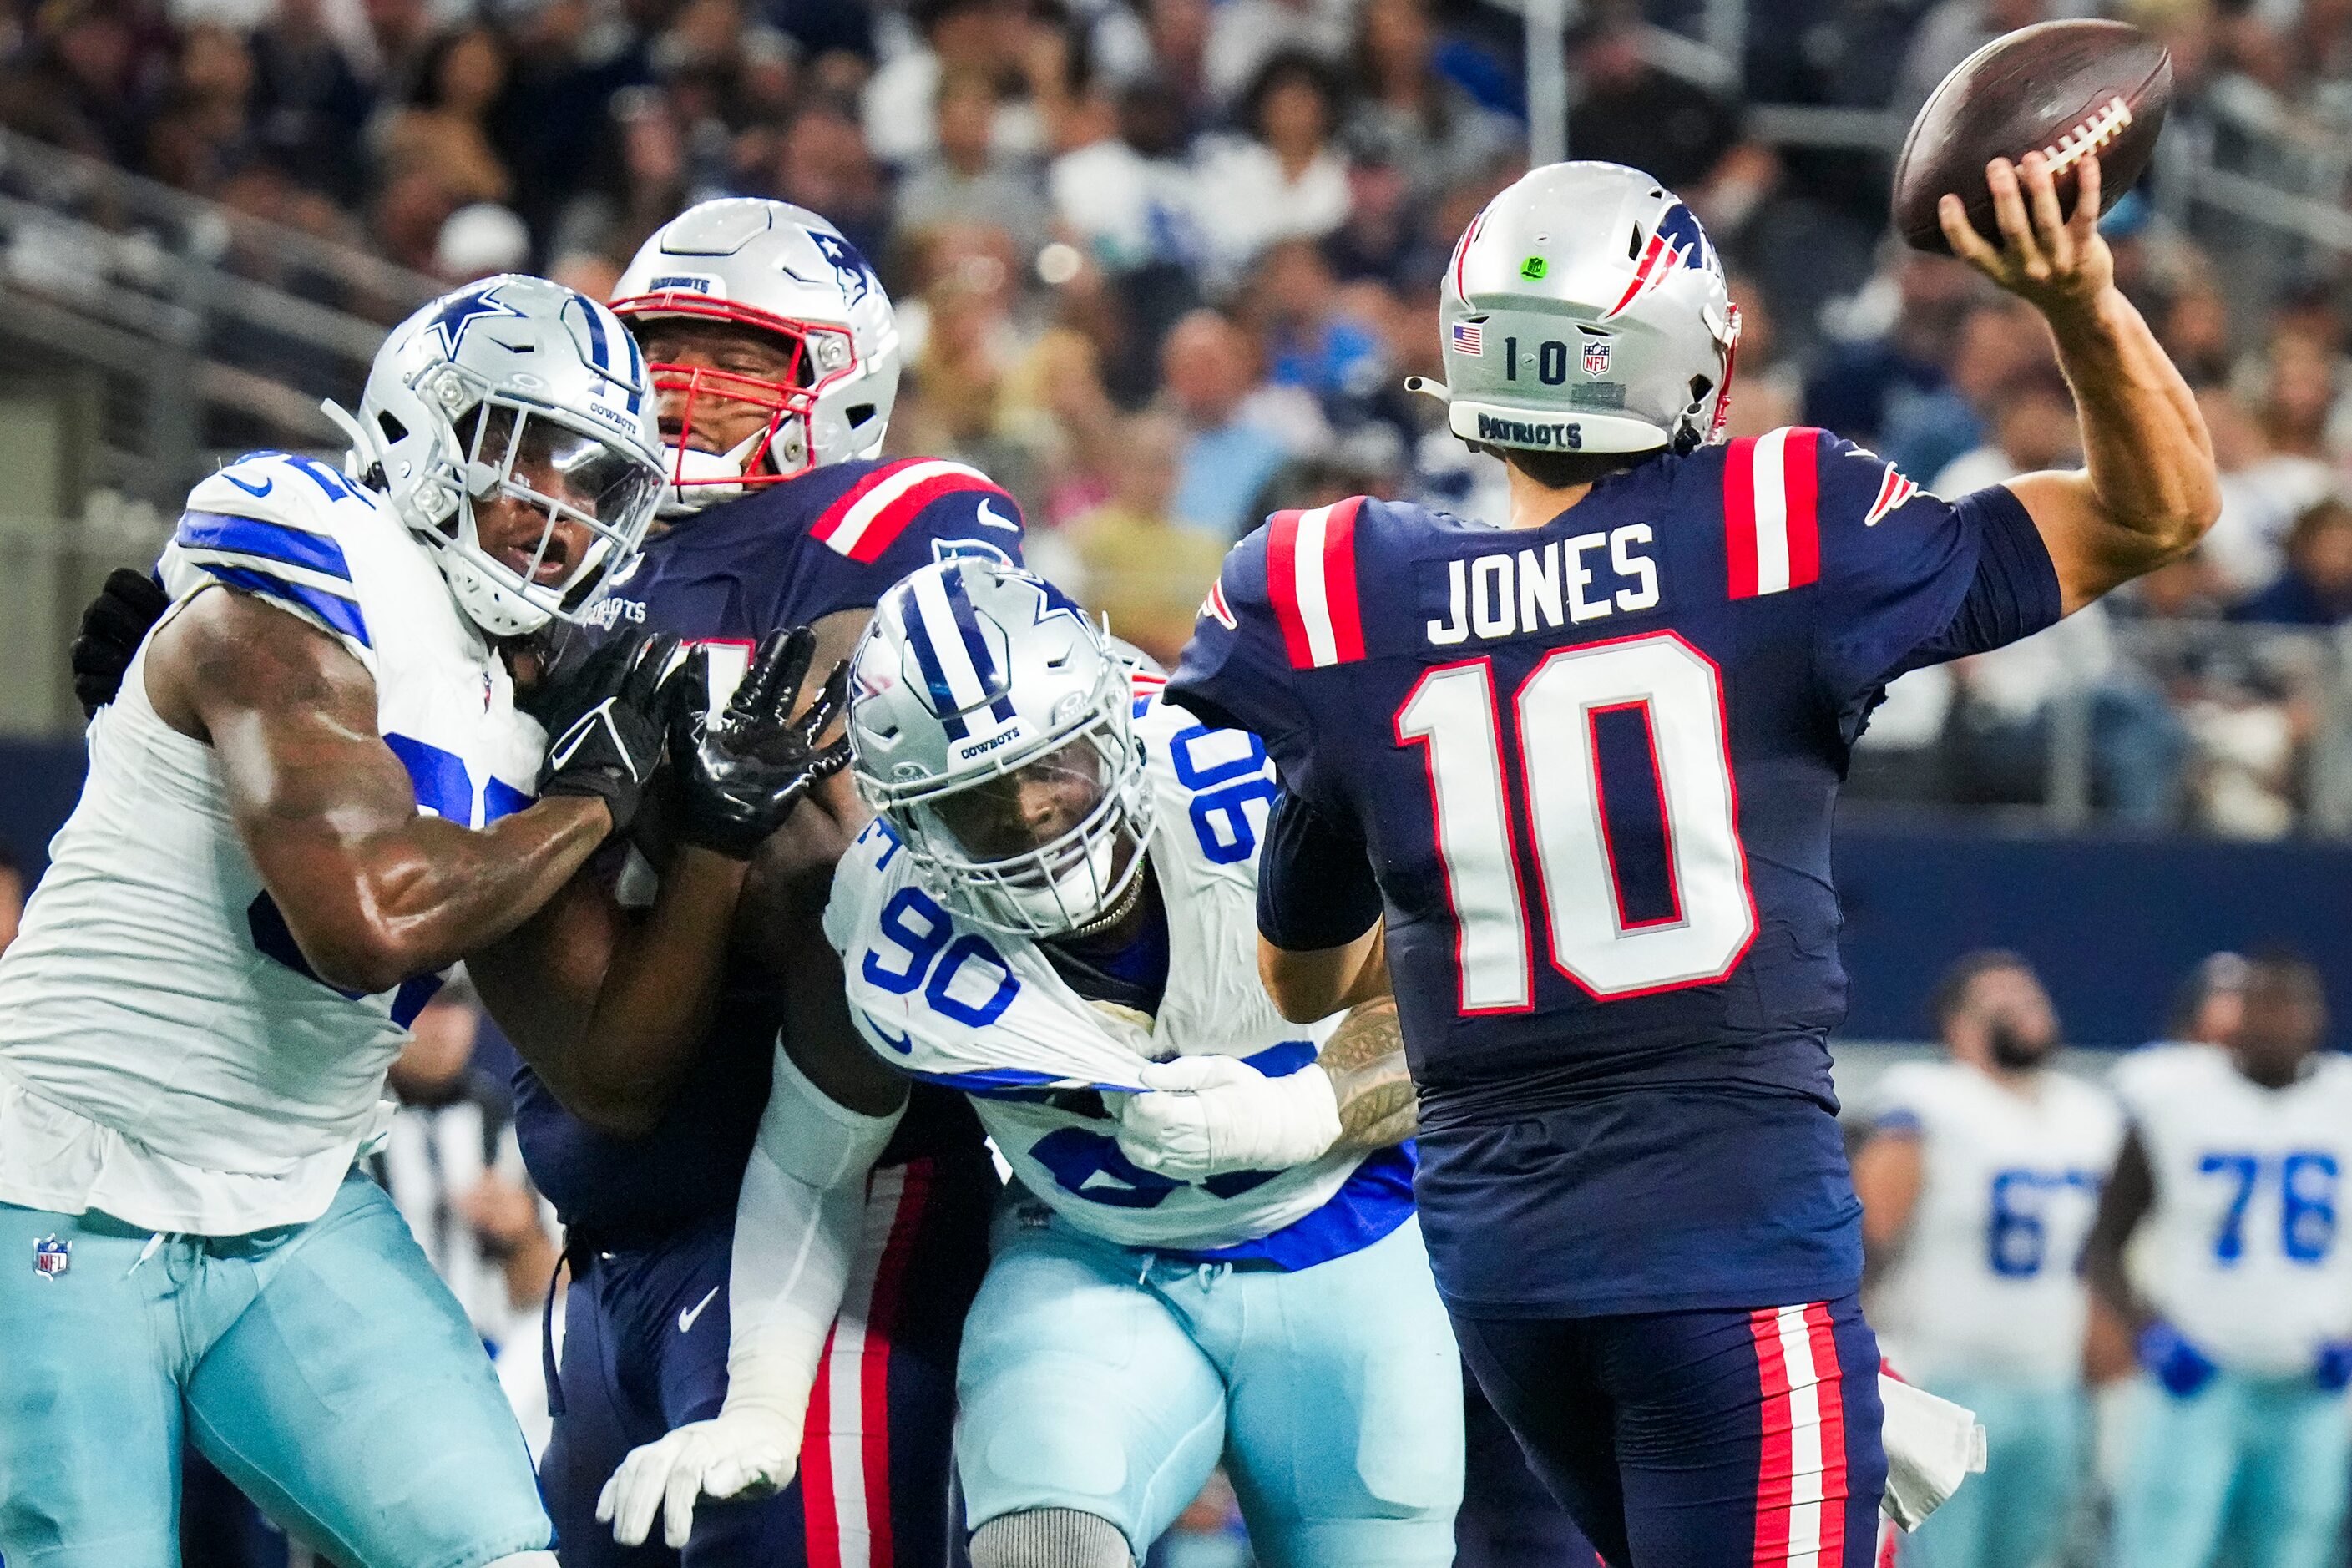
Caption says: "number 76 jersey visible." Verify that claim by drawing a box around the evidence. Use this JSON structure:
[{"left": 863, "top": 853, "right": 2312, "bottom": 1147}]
[{"left": 1166, "top": 428, "right": 2064, "bottom": 1312}]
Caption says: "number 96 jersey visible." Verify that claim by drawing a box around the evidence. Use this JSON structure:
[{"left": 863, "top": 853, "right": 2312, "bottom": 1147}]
[
  {"left": 825, "top": 692, "right": 1414, "bottom": 1262},
  {"left": 1167, "top": 430, "right": 2066, "bottom": 1317}
]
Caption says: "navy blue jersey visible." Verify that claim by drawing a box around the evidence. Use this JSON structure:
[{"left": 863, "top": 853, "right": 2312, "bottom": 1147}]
[
  {"left": 1166, "top": 427, "right": 2061, "bottom": 1314},
  {"left": 518, "top": 458, "right": 1025, "bottom": 1237}
]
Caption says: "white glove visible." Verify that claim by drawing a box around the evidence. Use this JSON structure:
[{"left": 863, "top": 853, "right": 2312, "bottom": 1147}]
[
  {"left": 1878, "top": 1374, "right": 1986, "bottom": 1532},
  {"left": 595, "top": 1407, "right": 800, "bottom": 1550},
  {"left": 1115, "top": 1055, "right": 1342, "bottom": 1180}
]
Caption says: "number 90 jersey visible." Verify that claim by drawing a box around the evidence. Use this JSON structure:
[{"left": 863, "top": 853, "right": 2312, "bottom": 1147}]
[
  {"left": 0, "top": 451, "right": 544, "bottom": 1237},
  {"left": 825, "top": 692, "right": 1414, "bottom": 1262},
  {"left": 2112, "top": 1044, "right": 2352, "bottom": 1376},
  {"left": 1167, "top": 429, "right": 2065, "bottom": 1315}
]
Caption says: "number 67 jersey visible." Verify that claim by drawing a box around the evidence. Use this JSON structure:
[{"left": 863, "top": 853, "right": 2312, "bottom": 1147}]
[{"left": 1167, "top": 428, "right": 2065, "bottom": 1318}]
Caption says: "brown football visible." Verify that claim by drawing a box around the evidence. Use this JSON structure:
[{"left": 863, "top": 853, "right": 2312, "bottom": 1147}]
[{"left": 1892, "top": 18, "right": 2172, "bottom": 255}]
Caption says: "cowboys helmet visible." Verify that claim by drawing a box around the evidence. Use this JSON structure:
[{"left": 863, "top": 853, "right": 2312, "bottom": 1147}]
[
  {"left": 1418, "top": 162, "right": 1739, "bottom": 457},
  {"left": 328, "top": 274, "right": 665, "bottom": 638},
  {"left": 611, "top": 199, "right": 902, "bottom": 513},
  {"left": 848, "top": 559, "right": 1155, "bottom": 940}
]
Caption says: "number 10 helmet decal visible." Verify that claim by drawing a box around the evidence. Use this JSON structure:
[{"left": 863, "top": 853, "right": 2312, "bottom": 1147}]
[
  {"left": 847, "top": 559, "right": 1156, "bottom": 940},
  {"left": 1414, "top": 162, "right": 1741, "bottom": 458}
]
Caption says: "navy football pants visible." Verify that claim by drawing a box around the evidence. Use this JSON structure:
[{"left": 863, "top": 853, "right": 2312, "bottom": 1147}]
[
  {"left": 542, "top": 1155, "right": 995, "bottom": 1568},
  {"left": 1452, "top": 1294, "right": 1886, "bottom": 1568}
]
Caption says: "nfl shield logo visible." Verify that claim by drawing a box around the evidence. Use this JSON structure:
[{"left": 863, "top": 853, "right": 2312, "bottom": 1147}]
[
  {"left": 33, "top": 1236, "right": 68, "bottom": 1279},
  {"left": 1582, "top": 339, "right": 1613, "bottom": 377}
]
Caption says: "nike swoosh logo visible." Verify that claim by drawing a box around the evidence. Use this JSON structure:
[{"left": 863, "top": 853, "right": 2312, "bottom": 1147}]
[
  {"left": 221, "top": 472, "right": 273, "bottom": 498},
  {"left": 678, "top": 1285, "right": 720, "bottom": 1335},
  {"left": 864, "top": 1014, "right": 914, "bottom": 1055},
  {"left": 976, "top": 498, "right": 1019, "bottom": 533}
]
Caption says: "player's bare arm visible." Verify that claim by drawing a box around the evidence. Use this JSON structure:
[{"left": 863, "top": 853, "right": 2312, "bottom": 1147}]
[
  {"left": 148, "top": 588, "right": 614, "bottom": 994},
  {"left": 1260, "top": 922, "right": 1389, "bottom": 1026},
  {"left": 475, "top": 630, "right": 852, "bottom": 1135},
  {"left": 1939, "top": 152, "right": 2222, "bottom": 613},
  {"left": 2081, "top": 1123, "right": 2158, "bottom": 1332},
  {"left": 1851, "top": 1125, "right": 1925, "bottom": 1287}
]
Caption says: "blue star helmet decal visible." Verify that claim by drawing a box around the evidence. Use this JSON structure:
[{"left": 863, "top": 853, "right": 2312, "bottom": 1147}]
[
  {"left": 810, "top": 230, "right": 875, "bottom": 308},
  {"left": 428, "top": 281, "right": 529, "bottom": 359}
]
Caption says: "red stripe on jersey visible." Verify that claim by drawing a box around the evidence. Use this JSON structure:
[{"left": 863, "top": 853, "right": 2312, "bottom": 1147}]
[
  {"left": 1323, "top": 495, "right": 1368, "bottom": 663},
  {"left": 810, "top": 460, "right": 1011, "bottom": 564},
  {"left": 1805, "top": 1303, "right": 1849, "bottom": 1563},
  {"left": 1750, "top": 1308, "right": 1797, "bottom": 1564},
  {"left": 855, "top": 1160, "right": 933, "bottom": 1568},
  {"left": 1264, "top": 510, "right": 1315, "bottom": 669},
  {"left": 1783, "top": 427, "right": 1821, "bottom": 590},
  {"left": 1723, "top": 437, "right": 1761, "bottom": 599},
  {"left": 808, "top": 459, "right": 919, "bottom": 546},
  {"left": 800, "top": 1321, "right": 843, "bottom": 1565}
]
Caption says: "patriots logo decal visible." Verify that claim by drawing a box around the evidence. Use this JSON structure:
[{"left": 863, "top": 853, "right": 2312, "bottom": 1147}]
[
  {"left": 1864, "top": 463, "right": 1920, "bottom": 526},
  {"left": 812, "top": 231, "right": 876, "bottom": 308},
  {"left": 1602, "top": 203, "right": 1713, "bottom": 321},
  {"left": 1203, "top": 580, "right": 1238, "bottom": 630}
]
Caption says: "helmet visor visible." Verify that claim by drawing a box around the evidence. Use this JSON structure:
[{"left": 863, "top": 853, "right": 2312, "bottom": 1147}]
[
  {"left": 925, "top": 738, "right": 1110, "bottom": 870},
  {"left": 463, "top": 400, "right": 662, "bottom": 612}
]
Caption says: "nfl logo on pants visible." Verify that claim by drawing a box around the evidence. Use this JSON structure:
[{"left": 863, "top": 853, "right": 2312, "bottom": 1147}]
[{"left": 33, "top": 1235, "right": 69, "bottom": 1279}]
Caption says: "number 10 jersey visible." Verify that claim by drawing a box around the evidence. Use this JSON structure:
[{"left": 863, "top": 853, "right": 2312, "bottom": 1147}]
[{"left": 1166, "top": 427, "right": 2065, "bottom": 1316}]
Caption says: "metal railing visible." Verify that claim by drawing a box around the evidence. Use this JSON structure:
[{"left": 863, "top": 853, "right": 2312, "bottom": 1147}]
[{"left": 0, "top": 127, "right": 439, "bottom": 507}]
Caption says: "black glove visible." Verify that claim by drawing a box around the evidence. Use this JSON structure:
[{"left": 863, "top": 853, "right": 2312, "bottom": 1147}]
[
  {"left": 670, "top": 627, "right": 853, "bottom": 858},
  {"left": 71, "top": 569, "right": 169, "bottom": 717},
  {"left": 536, "top": 630, "right": 680, "bottom": 833}
]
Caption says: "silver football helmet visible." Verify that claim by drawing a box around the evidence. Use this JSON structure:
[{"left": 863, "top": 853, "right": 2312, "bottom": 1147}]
[
  {"left": 327, "top": 274, "right": 665, "bottom": 638},
  {"left": 1416, "top": 162, "right": 1740, "bottom": 457},
  {"left": 848, "top": 559, "right": 1156, "bottom": 940},
  {"left": 611, "top": 199, "right": 902, "bottom": 514}
]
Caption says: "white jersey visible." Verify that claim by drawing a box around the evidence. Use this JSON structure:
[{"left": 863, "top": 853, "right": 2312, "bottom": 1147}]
[
  {"left": 827, "top": 697, "right": 1411, "bottom": 1259},
  {"left": 0, "top": 452, "right": 544, "bottom": 1235},
  {"left": 2112, "top": 1043, "right": 2352, "bottom": 1376},
  {"left": 1866, "top": 1060, "right": 2122, "bottom": 1384}
]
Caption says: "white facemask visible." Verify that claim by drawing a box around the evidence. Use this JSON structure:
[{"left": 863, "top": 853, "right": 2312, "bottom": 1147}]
[{"left": 980, "top": 831, "right": 1128, "bottom": 936}]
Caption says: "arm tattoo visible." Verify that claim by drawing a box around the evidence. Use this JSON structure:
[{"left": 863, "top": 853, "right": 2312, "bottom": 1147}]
[{"left": 1319, "top": 995, "right": 1417, "bottom": 1151}]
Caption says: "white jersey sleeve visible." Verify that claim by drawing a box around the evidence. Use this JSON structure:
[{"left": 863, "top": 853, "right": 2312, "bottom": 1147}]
[
  {"left": 2110, "top": 1044, "right": 2352, "bottom": 1374},
  {"left": 0, "top": 453, "right": 546, "bottom": 1235}
]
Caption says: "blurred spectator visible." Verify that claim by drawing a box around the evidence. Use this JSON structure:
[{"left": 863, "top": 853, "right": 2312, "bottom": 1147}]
[
  {"left": 1930, "top": 360, "right": 2081, "bottom": 498},
  {"left": 144, "top": 24, "right": 258, "bottom": 196},
  {"left": 1243, "top": 240, "right": 1388, "bottom": 415},
  {"left": 248, "top": 0, "right": 371, "bottom": 203},
  {"left": 1190, "top": 51, "right": 1351, "bottom": 285},
  {"left": 895, "top": 64, "right": 1050, "bottom": 259},
  {"left": 0, "top": 0, "right": 157, "bottom": 167},
  {"left": 377, "top": 24, "right": 514, "bottom": 209},
  {"left": 2232, "top": 496, "right": 2352, "bottom": 625},
  {"left": 434, "top": 200, "right": 530, "bottom": 284},
  {"left": 1722, "top": 276, "right": 1800, "bottom": 439},
  {"left": 1805, "top": 254, "right": 1985, "bottom": 472},
  {"left": 1203, "top": 0, "right": 1352, "bottom": 106},
  {"left": 1064, "top": 411, "right": 1227, "bottom": 665},
  {"left": 766, "top": 98, "right": 890, "bottom": 259},
  {"left": 491, "top": 0, "right": 651, "bottom": 245},
  {"left": 1050, "top": 78, "right": 1201, "bottom": 276},
  {"left": 1897, "top": 0, "right": 2048, "bottom": 114},
  {"left": 0, "top": 837, "right": 20, "bottom": 959},
  {"left": 1564, "top": 8, "right": 1741, "bottom": 192},
  {"left": 1343, "top": 0, "right": 1512, "bottom": 202},
  {"left": 1159, "top": 307, "right": 1325, "bottom": 537},
  {"left": 862, "top": 0, "right": 1044, "bottom": 169},
  {"left": 2198, "top": 382, "right": 2341, "bottom": 601}
]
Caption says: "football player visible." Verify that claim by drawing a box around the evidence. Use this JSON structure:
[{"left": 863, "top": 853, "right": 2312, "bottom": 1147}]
[
  {"left": 0, "top": 276, "right": 833, "bottom": 1567},
  {"left": 598, "top": 558, "right": 1464, "bottom": 1568},
  {"left": 2087, "top": 951, "right": 2352, "bottom": 1568},
  {"left": 1166, "top": 151, "right": 2219, "bottom": 1566},
  {"left": 478, "top": 199, "right": 1027, "bottom": 1565},
  {"left": 1853, "top": 952, "right": 2121, "bottom": 1568}
]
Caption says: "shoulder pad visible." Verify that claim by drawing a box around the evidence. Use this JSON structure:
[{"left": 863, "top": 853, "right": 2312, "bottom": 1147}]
[
  {"left": 1252, "top": 493, "right": 1373, "bottom": 670},
  {"left": 806, "top": 457, "right": 1017, "bottom": 564},
  {"left": 170, "top": 452, "right": 392, "bottom": 655}
]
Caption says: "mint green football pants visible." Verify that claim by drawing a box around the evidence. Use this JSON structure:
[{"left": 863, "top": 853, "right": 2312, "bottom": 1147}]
[{"left": 0, "top": 1171, "right": 551, "bottom": 1568}]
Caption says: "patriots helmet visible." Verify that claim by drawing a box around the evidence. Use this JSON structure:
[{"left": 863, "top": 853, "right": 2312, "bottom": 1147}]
[
  {"left": 611, "top": 199, "right": 902, "bottom": 514},
  {"left": 1418, "top": 162, "right": 1740, "bottom": 457},
  {"left": 847, "top": 559, "right": 1156, "bottom": 940},
  {"left": 328, "top": 273, "right": 665, "bottom": 639}
]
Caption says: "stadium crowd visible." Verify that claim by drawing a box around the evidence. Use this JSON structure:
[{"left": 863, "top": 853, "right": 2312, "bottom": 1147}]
[{"left": 2, "top": 0, "right": 2350, "bottom": 832}]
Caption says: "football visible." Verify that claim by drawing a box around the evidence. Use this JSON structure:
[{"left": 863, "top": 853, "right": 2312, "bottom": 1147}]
[{"left": 1892, "top": 18, "right": 2172, "bottom": 255}]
